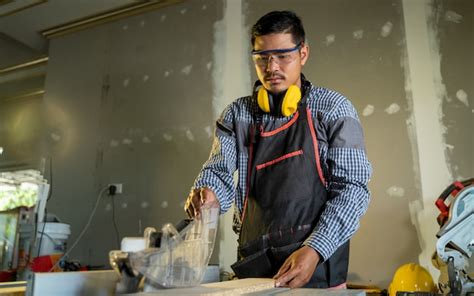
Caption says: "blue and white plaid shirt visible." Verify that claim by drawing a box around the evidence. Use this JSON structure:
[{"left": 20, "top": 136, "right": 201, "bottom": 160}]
[{"left": 193, "top": 82, "right": 372, "bottom": 261}]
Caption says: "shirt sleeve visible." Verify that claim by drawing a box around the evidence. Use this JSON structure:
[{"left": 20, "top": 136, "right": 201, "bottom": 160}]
[
  {"left": 193, "top": 103, "right": 238, "bottom": 214},
  {"left": 303, "top": 99, "right": 372, "bottom": 261}
]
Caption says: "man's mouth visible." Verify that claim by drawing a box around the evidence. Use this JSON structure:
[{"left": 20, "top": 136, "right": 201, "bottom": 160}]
[{"left": 266, "top": 76, "right": 284, "bottom": 83}]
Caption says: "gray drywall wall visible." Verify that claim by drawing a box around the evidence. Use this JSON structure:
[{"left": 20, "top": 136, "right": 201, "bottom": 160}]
[
  {"left": 41, "top": 0, "right": 223, "bottom": 267},
  {"left": 433, "top": 0, "right": 473, "bottom": 178},
  {"left": 0, "top": 95, "right": 44, "bottom": 170}
]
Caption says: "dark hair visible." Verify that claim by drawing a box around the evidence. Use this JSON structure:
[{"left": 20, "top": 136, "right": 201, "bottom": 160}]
[{"left": 251, "top": 11, "right": 305, "bottom": 47}]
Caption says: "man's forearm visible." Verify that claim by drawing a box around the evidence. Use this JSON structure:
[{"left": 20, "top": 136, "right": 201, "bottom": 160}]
[{"left": 303, "top": 177, "right": 370, "bottom": 261}]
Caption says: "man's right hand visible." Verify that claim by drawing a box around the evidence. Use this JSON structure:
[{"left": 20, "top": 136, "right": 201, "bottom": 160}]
[{"left": 184, "top": 187, "right": 220, "bottom": 218}]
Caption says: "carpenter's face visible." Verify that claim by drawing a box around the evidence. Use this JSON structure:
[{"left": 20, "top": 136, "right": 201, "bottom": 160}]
[{"left": 252, "top": 33, "right": 309, "bottom": 94}]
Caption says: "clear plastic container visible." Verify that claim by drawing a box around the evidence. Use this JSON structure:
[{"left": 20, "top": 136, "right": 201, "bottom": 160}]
[{"left": 129, "top": 207, "right": 218, "bottom": 288}]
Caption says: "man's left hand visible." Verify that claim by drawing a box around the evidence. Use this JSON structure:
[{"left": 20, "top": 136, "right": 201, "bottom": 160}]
[{"left": 273, "top": 245, "right": 320, "bottom": 288}]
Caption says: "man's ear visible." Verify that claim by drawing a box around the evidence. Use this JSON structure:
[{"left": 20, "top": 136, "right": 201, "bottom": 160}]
[{"left": 300, "top": 44, "right": 309, "bottom": 66}]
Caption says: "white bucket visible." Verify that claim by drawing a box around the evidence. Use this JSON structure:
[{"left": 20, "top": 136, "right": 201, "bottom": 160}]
[{"left": 36, "top": 223, "right": 71, "bottom": 257}]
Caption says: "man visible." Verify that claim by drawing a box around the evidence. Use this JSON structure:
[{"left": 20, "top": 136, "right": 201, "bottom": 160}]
[{"left": 184, "top": 11, "right": 371, "bottom": 288}]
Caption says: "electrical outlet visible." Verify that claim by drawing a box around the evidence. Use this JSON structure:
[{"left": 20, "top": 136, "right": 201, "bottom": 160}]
[{"left": 108, "top": 183, "right": 123, "bottom": 195}]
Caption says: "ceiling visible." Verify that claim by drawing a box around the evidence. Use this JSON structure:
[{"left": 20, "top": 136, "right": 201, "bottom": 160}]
[
  {"left": 0, "top": 0, "right": 137, "bottom": 53},
  {"left": 0, "top": 0, "right": 183, "bottom": 100}
]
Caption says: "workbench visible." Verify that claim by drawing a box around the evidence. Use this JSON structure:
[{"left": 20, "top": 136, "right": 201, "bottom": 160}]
[
  {"left": 131, "top": 278, "right": 366, "bottom": 295},
  {"left": 22, "top": 271, "right": 366, "bottom": 295}
]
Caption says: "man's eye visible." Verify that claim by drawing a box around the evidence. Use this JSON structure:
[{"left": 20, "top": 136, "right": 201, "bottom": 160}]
[{"left": 277, "top": 54, "right": 290, "bottom": 60}]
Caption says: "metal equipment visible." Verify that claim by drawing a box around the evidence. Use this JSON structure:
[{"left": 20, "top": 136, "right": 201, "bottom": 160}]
[{"left": 433, "top": 179, "right": 474, "bottom": 296}]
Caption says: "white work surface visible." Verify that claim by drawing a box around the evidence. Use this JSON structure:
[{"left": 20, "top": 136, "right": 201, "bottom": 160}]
[
  {"left": 26, "top": 271, "right": 365, "bottom": 296},
  {"left": 132, "top": 278, "right": 366, "bottom": 296}
]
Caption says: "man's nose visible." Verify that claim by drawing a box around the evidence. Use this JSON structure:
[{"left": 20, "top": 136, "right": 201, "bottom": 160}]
[{"left": 265, "top": 56, "right": 279, "bottom": 72}]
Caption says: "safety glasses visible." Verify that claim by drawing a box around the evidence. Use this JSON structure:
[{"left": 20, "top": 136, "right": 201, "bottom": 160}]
[{"left": 251, "top": 43, "right": 302, "bottom": 68}]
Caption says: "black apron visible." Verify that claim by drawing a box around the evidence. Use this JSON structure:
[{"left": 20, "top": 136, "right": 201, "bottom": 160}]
[{"left": 231, "top": 91, "right": 350, "bottom": 288}]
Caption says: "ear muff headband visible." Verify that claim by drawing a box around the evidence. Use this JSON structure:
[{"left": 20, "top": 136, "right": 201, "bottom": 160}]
[{"left": 257, "top": 85, "right": 302, "bottom": 117}]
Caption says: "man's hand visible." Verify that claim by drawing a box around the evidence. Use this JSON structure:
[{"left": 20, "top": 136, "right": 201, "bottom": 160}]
[
  {"left": 273, "top": 246, "right": 320, "bottom": 288},
  {"left": 184, "top": 187, "right": 220, "bottom": 218}
]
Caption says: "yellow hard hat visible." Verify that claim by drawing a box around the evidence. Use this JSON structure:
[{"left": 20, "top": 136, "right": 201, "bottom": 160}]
[{"left": 388, "top": 263, "right": 437, "bottom": 296}]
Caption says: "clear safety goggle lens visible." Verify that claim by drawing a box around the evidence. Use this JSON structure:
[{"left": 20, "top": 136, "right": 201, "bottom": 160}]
[{"left": 251, "top": 43, "right": 302, "bottom": 67}]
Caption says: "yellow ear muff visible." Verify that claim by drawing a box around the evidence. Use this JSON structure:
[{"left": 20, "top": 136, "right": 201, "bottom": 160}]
[
  {"left": 257, "top": 85, "right": 301, "bottom": 116},
  {"left": 257, "top": 87, "right": 271, "bottom": 113},
  {"left": 281, "top": 85, "right": 301, "bottom": 117}
]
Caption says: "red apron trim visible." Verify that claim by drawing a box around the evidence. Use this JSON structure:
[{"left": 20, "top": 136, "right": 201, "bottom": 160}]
[
  {"left": 241, "top": 128, "right": 255, "bottom": 223},
  {"left": 261, "top": 111, "right": 300, "bottom": 137},
  {"left": 256, "top": 150, "right": 303, "bottom": 170},
  {"left": 306, "top": 108, "right": 326, "bottom": 186}
]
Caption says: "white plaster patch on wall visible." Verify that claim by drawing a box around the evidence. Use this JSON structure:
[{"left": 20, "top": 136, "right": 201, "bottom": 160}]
[
  {"left": 455, "top": 89, "right": 469, "bottom": 107},
  {"left": 0, "top": 147, "right": 3, "bottom": 155},
  {"left": 163, "top": 133, "right": 173, "bottom": 141},
  {"left": 122, "top": 138, "right": 132, "bottom": 145},
  {"left": 445, "top": 10, "right": 463, "bottom": 23},
  {"left": 444, "top": 143, "right": 454, "bottom": 151},
  {"left": 110, "top": 139, "right": 119, "bottom": 147},
  {"left": 121, "top": 202, "right": 128, "bottom": 209},
  {"left": 140, "top": 20, "right": 146, "bottom": 27},
  {"left": 50, "top": 132, "right": 61, "bottom": 142},
  {"left": 212, "top": 20, "right": 225, "bottom": 118},
  {"left": 185, "top": 129, "right": 195, "bottom": 141},
  {"left": 207, "top": 61, "right": 213, "bottom": 71},
  {"left": 143, "top": 75, "right": 149, "bottom": 82},
  {"left": 402, "top": 0, "right": 453, "bottom": 278},
  {"left": 439, "top": 123, "right": 448, "bottom": 135},
  {"left": 122, "top": 24, "right": 128, "bottom": 30},
  {"left": 385, "top": 103, "right": 401, "bottom": 114},
  {"left": 386, "top": 186, "right": 405, "bottom": 197},
  {"left": 211, "top": 0, "right": 250, "bottom": 118},
  {"left": 407, "top": 200, "right": 424, "bottom": 250},
  {"left": 401, "top": 56, "right": 412, "bottom": 94},
  {"left": 161, "top": 201, "right": 168, "bottom": 208},
  {"left": 105, "top": 203, "right": 112, "bottom": 211},
  {"left": 161, "top": 14, "right": 167, "bottom": 22},
  {"left": 180, "top": 8, "right": 187, "bottom": 15},
  {"left": 204, "top": 125, "right": 213, "bottom": 138},
  {"left": 202, "top": 4, "right": 207, "bottom": 10},
  {"left": 141, "top": 201, "right": 149, "bottom": 209},
  {"left": 181, "top": 65, "right": 193, "bottom": 75},
  {"left": 324, "top": 34, "right": 336, "bottom": 46},
  {"left": 452, "top": 166, "right": 467, "bottom": 181},
  {"left": 142, "top": 136, "right": 151, "bottom": 144},
  {"left": 214, "top": 0, "right": 248, "bottom": 274},
  {"left": 123, "top": 78, "right": 130, "bottom": 87},
  {"left": 164, "top": 70, "right": 171, "bottom": 77},
  {"left": 381, "top": 21, "right": 393, "bottom": 37},
  {"left": 353, "top": 30, "right": 364, "bottom": 40},
  {"left": 362, "top": 104, "right": 375, "bottom": 117}
]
